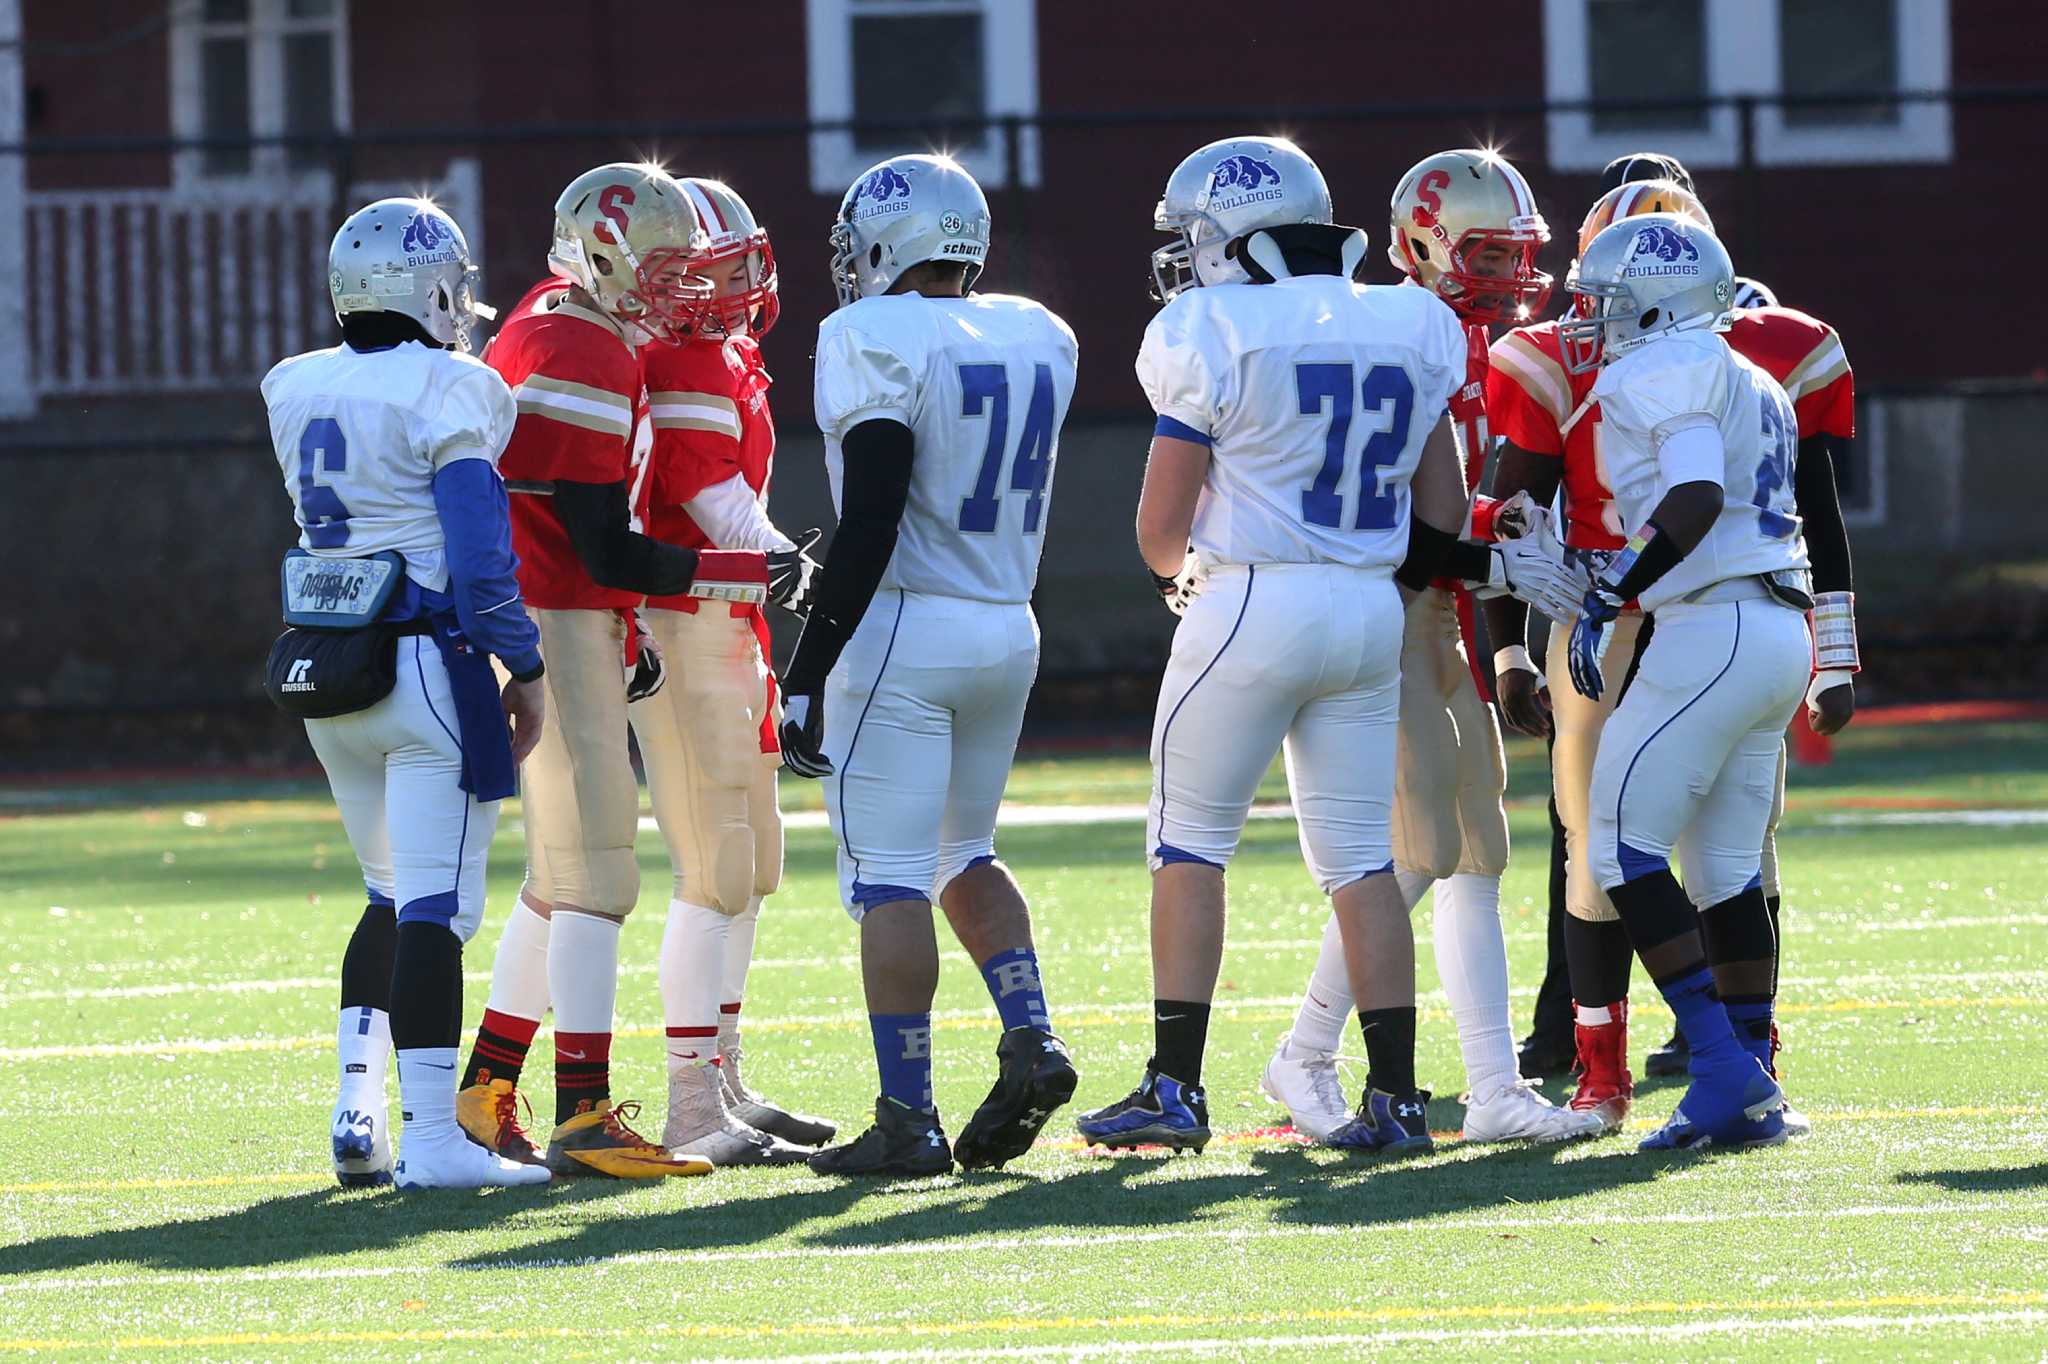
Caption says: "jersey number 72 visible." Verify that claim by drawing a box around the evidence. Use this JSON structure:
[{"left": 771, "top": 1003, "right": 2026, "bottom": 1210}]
[
  {"left": 957, "top": 362, "right": 1056, "bottom": 534},
  {"left": 1296, "top": 362, "right": 1415, "bottom": 531}
]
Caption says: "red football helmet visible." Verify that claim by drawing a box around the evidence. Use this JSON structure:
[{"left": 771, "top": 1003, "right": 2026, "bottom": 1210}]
[{"left": 679, "top": 177, "right": 779, "bottom": 338}]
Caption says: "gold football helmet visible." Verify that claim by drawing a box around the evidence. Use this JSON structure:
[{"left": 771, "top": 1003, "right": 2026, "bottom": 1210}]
[
  {"left": 1388, "top": 149, "right": 1551, "bottom": 322},
  {"left": 1575, "top": 179, "right": 1714, "bottom": 258},
  {"left": 547, "top": 163, "right": 710, "bottom": 345}
]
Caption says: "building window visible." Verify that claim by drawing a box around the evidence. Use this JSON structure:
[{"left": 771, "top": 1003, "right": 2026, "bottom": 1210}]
[
  {"left": 805, "top": 0, "right": 1039, "bottom": 196},
  {"left": 1544, "top": 0, "right": 1949, "bottom": 171},
  {"left": 173, "top": 0, "right": 350, "bottom": 185}
]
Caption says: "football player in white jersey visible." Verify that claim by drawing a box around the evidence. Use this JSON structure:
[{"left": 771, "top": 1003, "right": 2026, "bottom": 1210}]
[
  {"left": 263, "top": 198, "right": 550, "bottom": 1189},
  {"left": 1560, "top": 213, "right": 1810, "bottom": 1150},
  {"left": 1073, "top": 137, "right": 1586, "bottom": 1155},
  {"left": 778, "top": 155, "right": 1082, "bottom": 1176}
]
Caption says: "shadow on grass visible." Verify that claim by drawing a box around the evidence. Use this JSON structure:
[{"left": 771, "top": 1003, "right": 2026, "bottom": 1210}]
[{"left": 1896, "top": 1161, "right": 2048, "bottom": 1194}]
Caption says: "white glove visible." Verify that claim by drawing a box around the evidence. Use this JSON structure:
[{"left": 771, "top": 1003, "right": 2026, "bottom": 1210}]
[
  {"left": 1479, "top": 506, "right": 1589, "bottom": 622},
  {"left": 624, "top": 611, "right": 665, "bottom": 703},
  {"left": 1152, "top": 544, "right": 1208, "bottom": 617}
]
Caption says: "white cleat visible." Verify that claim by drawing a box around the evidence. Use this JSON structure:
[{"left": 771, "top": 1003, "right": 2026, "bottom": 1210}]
[
  {"left": 331, "top": 1098, "right": 393, "bottom": 1188},
  {"left": 1461, "top": 1080, "right": 1606, "bottom": 1144},
  {"left": 664, "top": 1062, "right": 810, "bottom": 1167},
  {"left": 1259, "top": 1033, "right": 1358, "bottom": 1144},
  {"left": 394, "top": 1126, "right": 551, "bottom": 1188},
  {"left": 1779, "top": 1101, "right": 1813, "bottom": 1136}
]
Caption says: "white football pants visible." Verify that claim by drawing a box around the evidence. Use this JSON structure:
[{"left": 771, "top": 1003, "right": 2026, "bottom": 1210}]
[{"left": 304, "top": 634, "right": 500, "bottom": 942}]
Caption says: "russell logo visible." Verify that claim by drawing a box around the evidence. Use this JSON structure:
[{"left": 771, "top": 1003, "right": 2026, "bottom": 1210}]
[{"left": 1206, "top": 153, "right": 1284, "bottom": 211}]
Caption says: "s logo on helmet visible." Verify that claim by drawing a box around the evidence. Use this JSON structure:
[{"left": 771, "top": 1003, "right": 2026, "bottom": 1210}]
[{"left": 592, "top": 185, "right": 635, "bottom": 246}]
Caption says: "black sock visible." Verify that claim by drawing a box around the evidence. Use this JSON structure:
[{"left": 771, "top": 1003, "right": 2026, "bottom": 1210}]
[
  {"left": 1700, "top": 884, "right": 1776, "bottom": 972},
  {"left": 1529, "top": 790, "right": 1575, "bottom": 1039},
  {"left": 1149, "top": 1000, "right": 1211, "bottom": 1086},
  {"left": 1766, "top": 893, "right": 1783, "bottom": 996},
  {"left": 1358, "top": 1006, "right": 1418, "bottom": 1095},
  {"left": 339, "top": 899, "right": 397, "bottom": 1013},
  {"left": 1564, "top": 912, "right": 1635, "bottom": 1009},
  {"left": 388, "top": 920, "right": 463, "bottom": 1052},
  {"left": 1605, "top": 869, "right": 1699, "bottom": 972}
]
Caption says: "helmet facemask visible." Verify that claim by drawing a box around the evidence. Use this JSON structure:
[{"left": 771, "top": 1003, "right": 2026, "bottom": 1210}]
[
  {"left": 1400, "top": 219, "right": 1553, "bottom": 324},
  {"left": 692, "top": 233, "right": 778, "bottom": 338},
  {"left": 1151, "top": 206, "right": 1246, "bottom": 302}
]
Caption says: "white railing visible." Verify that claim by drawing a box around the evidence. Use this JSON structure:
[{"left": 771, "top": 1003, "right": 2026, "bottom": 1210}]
[{"left": 23, "top": 159, "right": 481, "bottom": 398}]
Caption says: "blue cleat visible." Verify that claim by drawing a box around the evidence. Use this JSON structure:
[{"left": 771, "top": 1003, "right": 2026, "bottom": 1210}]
[
  {"left": 1076, "top": 1067, "right": 1209, "bottom": 1153},
  {"left": 331, "top": 1101, "right": 393, "bottom": 1188},
  {"left": 1329, "top": 1087, "right": 1434, "bottom": 1155},
  {"left": 1638, "top": 1063, "right": 1789, "bottom": 1152}
]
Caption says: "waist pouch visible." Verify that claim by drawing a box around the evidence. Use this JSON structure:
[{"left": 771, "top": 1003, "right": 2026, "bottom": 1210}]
[{"left": 264, "top": 618, "right": 430, "bottom": 720}]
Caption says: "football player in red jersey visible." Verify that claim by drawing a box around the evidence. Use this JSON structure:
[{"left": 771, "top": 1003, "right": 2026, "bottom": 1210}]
[
  {"left": 453, "top": 163, "right": 801, "bottom": 1179},
  {"left": 629, "top": 176, "right": 833, "bottom": 1165},
  {"left": 1262, "top": 149, "right": 1601, "bottom": 1146},
  {"left": 1486, "top": 168, "right": 1859, "bottom": 1131}
]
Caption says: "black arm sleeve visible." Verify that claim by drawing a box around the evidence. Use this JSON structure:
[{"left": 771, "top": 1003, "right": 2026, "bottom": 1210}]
[
  {"left": 781, "top": 419, "right": 916, "bottom": 693},
  {"left": 551, "top": 479, "right": 701, "bottom": 597},
  {"left": 1396, "top": 519, "right": 1492, "bottom": 593},
  {"left": 1795, "top": 434, "right": 1854, "bottom": 595}
]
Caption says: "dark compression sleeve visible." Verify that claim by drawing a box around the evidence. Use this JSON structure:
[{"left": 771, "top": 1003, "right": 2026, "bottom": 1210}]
[
  {"left": 780, "top": 419, "right": 915, "bottom": 694},
  {"left": 1396, "top": 519, "right": 1493, "bottom": 593},
  {"left": 1795, "top": 434, "right": 1854, "bottom": 595},
  {"left": 552, "top": 479, "right": 702, "bottom": 597}
]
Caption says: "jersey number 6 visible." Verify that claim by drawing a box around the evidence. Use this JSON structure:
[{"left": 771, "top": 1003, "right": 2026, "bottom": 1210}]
[
  {"left": 297, "top": 416, "right": 353, "bottom": 548},
  {"left": 1297, "top": 362, "right": 1414, "bottom": 531},
  {"left": 958, "top": 362, "right": 1056, "bottom": 534}
]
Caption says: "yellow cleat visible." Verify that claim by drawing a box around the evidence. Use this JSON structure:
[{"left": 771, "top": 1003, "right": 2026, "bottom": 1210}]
[
  {"left": 457, "top": 1079, "right": 546, "bottom": 1166},
  {"left": 546, "top": 1100, "right": 712, "bottom": 1178}
]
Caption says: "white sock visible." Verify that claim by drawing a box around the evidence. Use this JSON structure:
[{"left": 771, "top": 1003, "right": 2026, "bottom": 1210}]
[
  {"left": 722, "top": 895, "right": 762, "bottom": 1013},
  {"left": 1433, "top": 872, "right": 1517, "bottom": 1101},
  {"left": 396, "top": 1046, "right": 460, "bottom": 1140},
  {"left": 484, "top": 896, "right": 552, "bottom": 1022},
  {"left": 337, "top": 1005, "right": 391, "bottom": 1107},
  {"left": 1290, "top": 913, "right": 1353, "bottom": 1053},
  {"left": 550, "top": 911, "right": 622, "bottom": 1034},
  {"left": 661, "top": 899, "right": 729, "bottom": 1069}
]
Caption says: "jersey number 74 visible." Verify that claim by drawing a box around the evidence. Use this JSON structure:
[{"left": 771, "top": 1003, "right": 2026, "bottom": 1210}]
[{"left": 958, "top": 362, "right": 1056, "bottom": 535}]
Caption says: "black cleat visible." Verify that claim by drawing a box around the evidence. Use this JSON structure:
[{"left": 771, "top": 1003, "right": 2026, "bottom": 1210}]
[
  {"left": 955, "top": 1027, "right": 1079, "bottom": 1171},
  {"left": 1644, "top": 1027, "right": 1690, "bottom": 1077},
  {"left": 1517, "top": 1028, "right": 1577, "bottom": 1078},
  {"left": 807, "top": 1097, "right": 953, "bottom": 1178},
  {"left": 1076, "top": 1066, "right": 1210, "bottom": 1153}
]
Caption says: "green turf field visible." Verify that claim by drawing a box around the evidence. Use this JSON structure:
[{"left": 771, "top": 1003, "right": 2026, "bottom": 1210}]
[{"left": 3, "top": 721, "right": 2046, "bottom": 1360}]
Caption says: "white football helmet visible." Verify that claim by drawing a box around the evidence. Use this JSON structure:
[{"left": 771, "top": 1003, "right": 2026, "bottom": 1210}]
[
  {"left": 1560, "top": 212, "right": 1735, "bottom": 373},
  {"left": 829, "top": 154, "right": 991, "bottom": 307},
  {"left": 328, "top": 198, "right": 492, "bottom": 351},
  {"left": 1151, "top": 135, "right": 1334, "bottom": 301}
]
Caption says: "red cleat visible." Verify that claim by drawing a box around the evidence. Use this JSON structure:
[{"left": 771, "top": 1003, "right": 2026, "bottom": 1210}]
[{"left": 1568, "top": 997, "right": 1633, "bottom": 1135}]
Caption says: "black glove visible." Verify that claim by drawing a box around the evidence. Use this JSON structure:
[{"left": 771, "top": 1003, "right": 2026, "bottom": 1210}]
[
  {"left": 768, "top": 528, "right": 824, "bottom": 616},
  {"left": 779, "top": 690, "right": 831, "bottom": 778},
  {"left": 624, "top": 612, "right": 665, "bottom": 703}
]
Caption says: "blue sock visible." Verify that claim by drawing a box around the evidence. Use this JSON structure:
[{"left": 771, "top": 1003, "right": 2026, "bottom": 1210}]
[
  {"left": 1655, "top": 967, "right": 1745, "bottom": 1070},
  {"left": 1724, "top": 995, "right": 1775, "bottom": 1073},
  {"left": 979, "top": 947, "right": 1051, "bottom": 1033},
  {"left": 870, "top": 1013, "right": 933, "bottom": 1111}
]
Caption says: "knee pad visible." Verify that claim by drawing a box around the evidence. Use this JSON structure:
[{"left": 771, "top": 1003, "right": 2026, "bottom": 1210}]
[
  {"left": 681, "top": 832, "right": 755, "bottom": 917},
  {"left": 587, "top": 845, "right": 642, "bottom": 919}
]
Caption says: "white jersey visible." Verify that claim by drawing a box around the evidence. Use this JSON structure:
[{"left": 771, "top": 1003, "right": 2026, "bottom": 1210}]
[
  {"left": 814, "top": 292, "right": 1078, "bottom": 605},
  {"left": 261, "top": 341, "right": 516, "bottom": 593},
  {"left": 1135, "top": 275, "right": 1465, "bottom": 571},
  {"left": 1591, "top": 329, "right": 1811, "bottom": 612}
]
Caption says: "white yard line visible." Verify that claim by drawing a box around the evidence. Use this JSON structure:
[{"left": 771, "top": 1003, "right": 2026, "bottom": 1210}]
[{"left": 3, "top": 1203, "right": 2039, "bottom": 1297}]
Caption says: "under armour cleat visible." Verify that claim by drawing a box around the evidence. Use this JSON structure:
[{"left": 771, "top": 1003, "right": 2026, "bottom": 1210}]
[
  {"left": 1644, "top": 1025, "right": 1690, "bottom": 1077},
  {"left": 331, "top": 1099, "right": 392, "bottom": 1188},
  {"left": 1461, "top": 1079, "right": 1604, "bottom": 1144},
  {"left": 955, "top": 1027, "right": 1079, "bottom": 1170},
  {"left": 1329, "top": 1087, "right": 1434, "bottom": 1154},
  {"left": 808, "top": 1097, "right": 953, "bottom": 1177},
  {"left": 662, "top": 1063, "right": 810, "bottom": 1167},
  {"left": 1638, "top": 1064, "right": 1789, "bottom": 1152},
  {"left": 394, "top": 1127, "right": 551, "bottom": 1189},
  {"left": 720, "top": 1033, "right": 837, "bottom": 1148},
  {"left": 455, "top": 1079, "right": 545, "bottom": 1166},
  {"left": 546, "top": 1100, "right": 712, "bottom": 1178},
  {"left": 1076, "top": 1067, "right": 1209, "bottom": 1153},
  {"left": 1568, "top": 999, "right": 1633, "bottom": 1135},
  {"left": 1259, "top": 1033, "right": 1358, "bottom": 1144}
]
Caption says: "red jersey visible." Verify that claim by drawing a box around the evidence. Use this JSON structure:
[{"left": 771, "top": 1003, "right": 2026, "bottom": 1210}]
[
  {"left": 486, "top": 281, "right": 651, "bottom": 610},
  {"left": 641, "top": 333, "right": 776, "bottom": 614},
  {"left": 1487, "top": 305, "right": 1854, "bottom": 551}
]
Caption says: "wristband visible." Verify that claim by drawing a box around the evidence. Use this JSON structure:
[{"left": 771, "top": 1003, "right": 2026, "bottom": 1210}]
[
  {"left": 689, "top": 549, "right": 769, "bottom": 605},
  {"left": 1469, "top": 495, "right": 1504, "bottom": 543},
  {"left": 1806, "top": 668, "right": 1852, "bottom": 709},
  {"left": 509, "top": 661, "right": 545, "bottom": 684},
  {"left": 1809, "top": 590, "right": 1860, "bottom": 673},
  {"left": 1494, "top": 645, "right": 1538, "bottom": 679}
]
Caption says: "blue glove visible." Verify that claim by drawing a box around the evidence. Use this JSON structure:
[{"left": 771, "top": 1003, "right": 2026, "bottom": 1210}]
[{"left": 1567, "top": 587, "right": 1625, "bottom": 701}]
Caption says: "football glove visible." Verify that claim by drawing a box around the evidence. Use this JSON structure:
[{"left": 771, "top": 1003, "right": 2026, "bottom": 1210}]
[
  {"left": 768, "top": 528, "right": 823, "bottom": 617},
  {"left": 778, "top": 691, "right": 831, "bottom": 779},
  {"left": 624, "top": 611, "right": 665, "bottom": 703},
  {"left": 1567, "top": 586, "right": 1625, "bottom": 701},
  {"left": 1480, "top": 505, "right": 1589, "bottom": 623},
  {"left": 1153, "top": 544, "right": 1208, "bottom": 617}
]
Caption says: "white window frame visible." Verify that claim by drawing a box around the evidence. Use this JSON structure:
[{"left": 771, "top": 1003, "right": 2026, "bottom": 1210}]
[
  {"left": 169, "top": 0, "right": 352, "bottom": 193},
  {"left": 804, "top": 0, "right": 1040, "bottom": 196},
  {"left": 1543, "top": 0, "right": 1950, "bottom": 172}
]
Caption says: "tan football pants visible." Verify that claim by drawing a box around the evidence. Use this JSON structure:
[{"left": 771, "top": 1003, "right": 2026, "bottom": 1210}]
[
  {"left": 1391, "top": 587, "right": 1510, "bottom": 881},
  {"left": 1542, "top": 609, "right": 1790, "bottom": 921},
  {"left": 629, "top": 607, "right": 784, "bottom": 916},
  {"left": 516, "top": 607, "right": 642, "bottom": 918}
]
